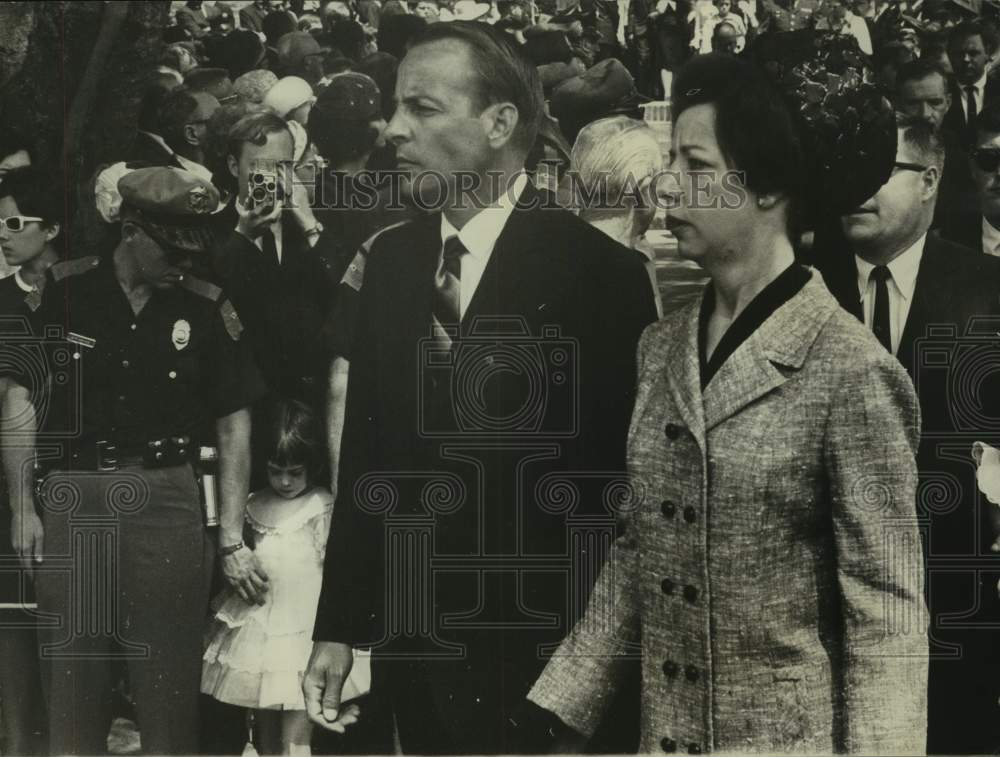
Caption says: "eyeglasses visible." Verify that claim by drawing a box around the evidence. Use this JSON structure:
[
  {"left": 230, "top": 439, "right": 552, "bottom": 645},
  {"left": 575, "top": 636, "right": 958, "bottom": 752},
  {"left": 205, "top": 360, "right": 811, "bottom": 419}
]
[
  {"left": 971, "top": 148, "right": 1000, "bottom": 173},
  {"left": 893, "top": 161, "right": 929, "bottom": 173},
  {"left": 0, "top": 215, "right": 43, "bottom": 232}
]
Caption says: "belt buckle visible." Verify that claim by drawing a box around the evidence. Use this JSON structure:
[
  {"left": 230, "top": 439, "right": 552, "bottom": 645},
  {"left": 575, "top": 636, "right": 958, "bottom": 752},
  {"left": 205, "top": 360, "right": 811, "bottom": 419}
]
[{"left": 96, "top": 439, "right": 119, "bottom": 472}]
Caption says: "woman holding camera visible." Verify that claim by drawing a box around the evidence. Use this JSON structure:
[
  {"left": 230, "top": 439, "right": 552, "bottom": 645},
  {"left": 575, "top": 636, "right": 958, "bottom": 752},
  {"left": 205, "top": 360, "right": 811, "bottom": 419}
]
[{"left": 528, "top": 53, "right": 929, "bottom": 753}]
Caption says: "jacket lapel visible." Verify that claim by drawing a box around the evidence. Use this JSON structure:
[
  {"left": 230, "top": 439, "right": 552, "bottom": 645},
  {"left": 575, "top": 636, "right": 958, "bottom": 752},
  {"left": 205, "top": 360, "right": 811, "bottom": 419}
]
[
  {"left": 896, "top": 238, "right": 949, "bottom": 376},
  {"left": 663, "top": 296, "right": 707, "bottom": 451},
  {"left": 702, "top": 270, "right": 838, "bottom": 432}
]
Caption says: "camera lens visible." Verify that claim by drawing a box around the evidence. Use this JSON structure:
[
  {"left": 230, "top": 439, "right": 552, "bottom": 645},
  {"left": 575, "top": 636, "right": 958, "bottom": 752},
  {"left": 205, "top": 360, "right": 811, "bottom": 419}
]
[
  {"left": 251, "top": 186, "right": 268, "bottom": 202},
  {"left": 251, "top": 172, "right": 266, "bottom": 185}
]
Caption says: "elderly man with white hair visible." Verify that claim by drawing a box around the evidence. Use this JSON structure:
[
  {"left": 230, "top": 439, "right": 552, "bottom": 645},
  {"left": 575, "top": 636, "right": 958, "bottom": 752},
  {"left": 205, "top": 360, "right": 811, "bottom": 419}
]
[{"left": 571, "top": 115, "right": 664, "bottom": 315}]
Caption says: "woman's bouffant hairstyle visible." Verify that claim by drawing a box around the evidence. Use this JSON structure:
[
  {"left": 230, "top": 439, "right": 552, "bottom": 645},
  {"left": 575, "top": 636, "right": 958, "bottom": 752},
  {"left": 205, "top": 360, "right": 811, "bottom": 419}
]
[{"left": 260, "top": 398, "right": 326, "bottom": 478}]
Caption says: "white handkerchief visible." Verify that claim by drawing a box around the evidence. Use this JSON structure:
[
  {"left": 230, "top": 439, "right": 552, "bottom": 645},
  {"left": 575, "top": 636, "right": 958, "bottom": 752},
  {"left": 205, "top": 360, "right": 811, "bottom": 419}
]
[{"left": 972, "top": 441, "right": 1000, "bottom": 505}]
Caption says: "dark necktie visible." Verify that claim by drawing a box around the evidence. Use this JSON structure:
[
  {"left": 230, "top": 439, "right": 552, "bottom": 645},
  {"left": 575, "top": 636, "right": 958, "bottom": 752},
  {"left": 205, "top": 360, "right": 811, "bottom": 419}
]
[
  {"left": 433, "top": 236, "right": 468, "bottom": 331},
  {"left": 870, "top": 265, "right": 892, "bottom": 353},
  {"left": 965, "top": 85, "right": 978, "bottom": 141}
]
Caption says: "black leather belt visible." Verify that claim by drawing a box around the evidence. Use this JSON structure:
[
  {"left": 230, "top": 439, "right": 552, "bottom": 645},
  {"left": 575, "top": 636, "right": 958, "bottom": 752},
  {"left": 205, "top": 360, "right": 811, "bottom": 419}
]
[{"left": 49, "top": 436, "right": 195, "bottom": 472}]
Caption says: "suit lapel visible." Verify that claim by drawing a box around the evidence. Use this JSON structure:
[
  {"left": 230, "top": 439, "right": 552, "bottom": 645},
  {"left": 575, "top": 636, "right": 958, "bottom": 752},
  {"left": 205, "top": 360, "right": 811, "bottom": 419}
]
[
  {"left": 663, "top": 300, "right": 707, "bottom": 450},
  {"left": 896, "top": 239, "right": 950, "bottom": 376},
  {"left": 701, "top": 271, "right": 838, "bottom": 432}
]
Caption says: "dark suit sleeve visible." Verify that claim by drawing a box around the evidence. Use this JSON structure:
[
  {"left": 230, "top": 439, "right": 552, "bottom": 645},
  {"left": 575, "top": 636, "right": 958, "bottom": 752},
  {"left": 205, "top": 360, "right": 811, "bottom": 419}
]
[{"left": 313, "top": 242, "right": 385, "bottom": 645}]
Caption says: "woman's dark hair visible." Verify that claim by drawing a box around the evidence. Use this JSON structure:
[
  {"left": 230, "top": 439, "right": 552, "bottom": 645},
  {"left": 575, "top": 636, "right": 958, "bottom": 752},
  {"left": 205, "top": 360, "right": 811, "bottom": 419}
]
[
  {"left": 357, "top": 52, "right": 399, "bottom": 118},
  {"left": 410, "top": 21, "right": 544, "bottom": 154},
  {"left": 260, "top": 398, "right": 325, "bottom": 477},
  {"left": 0, "top": 128, "right": 36, "bottom": 166},
  {"left": 671, "top": 53, "right": 804, "bottom": 225},
  {"left": 0, "top": 166, "right": 64, "bottom": 239},
  {"left": 310, "top": 115, "right": 381, "bottom": 166}
]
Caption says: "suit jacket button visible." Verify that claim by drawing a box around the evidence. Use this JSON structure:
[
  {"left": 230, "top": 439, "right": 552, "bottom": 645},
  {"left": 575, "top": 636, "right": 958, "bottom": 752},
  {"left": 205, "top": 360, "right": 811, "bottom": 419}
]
[
  {"left": 683, "top": 585, "right": 699, "bottom": 603},
  {"left": 683, "top": 506, "right": 696, "bottom": 523},
  {"left": 660, "top": 578, "right": 675, "bottom": 595},
  {"left": 662, "top": 660, "right": 678, "bottom": 678},
  {"left": 661, "top": 500, "right": 676, "bottom": 518},
  {"left": 660, "top": 737, "right": 677, "bottom": 753},
  {"left": 685, "top": 664, "right": 699, "bottom": 682},
  {"left": 664, "top": 423, "right": 681, "bottom": 440},
  {"left": 687, "top": 744, "right": 702, "bottom": 755}
]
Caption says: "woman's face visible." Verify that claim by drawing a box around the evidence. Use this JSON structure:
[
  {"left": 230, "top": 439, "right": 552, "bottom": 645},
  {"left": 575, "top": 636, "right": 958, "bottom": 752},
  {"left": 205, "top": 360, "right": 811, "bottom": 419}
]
[
  {"left": 662, "top": 102, "right": 755, "bottom": 264},
  {"left": 0, "top": 195, "right": 53, "bottom": 268}
]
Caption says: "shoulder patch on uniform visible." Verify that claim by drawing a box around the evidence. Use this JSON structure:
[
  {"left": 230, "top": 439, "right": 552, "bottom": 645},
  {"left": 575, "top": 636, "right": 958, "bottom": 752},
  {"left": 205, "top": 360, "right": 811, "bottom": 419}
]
[
  {"left": 220, "top": 299, "right": 243, "bottom": 341},
  {"left": 340, "top": 249, "right": 366, "bottom": 292},
  {"left": 178, "top": 274, "right": 223, "bottom": 302},
  {"left": 50, "top": 256, "right": 100, "bottom": 282}
]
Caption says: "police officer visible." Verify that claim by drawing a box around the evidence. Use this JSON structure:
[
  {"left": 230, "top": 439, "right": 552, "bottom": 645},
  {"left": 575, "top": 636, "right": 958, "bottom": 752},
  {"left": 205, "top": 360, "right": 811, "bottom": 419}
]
[{"left": 19, "top": 167, "right": 267, "bottom": 755}]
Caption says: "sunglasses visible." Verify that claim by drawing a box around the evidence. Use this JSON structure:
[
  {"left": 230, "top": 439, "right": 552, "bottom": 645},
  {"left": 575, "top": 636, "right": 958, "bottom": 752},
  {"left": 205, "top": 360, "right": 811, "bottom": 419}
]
[
  {"left": 972, "top": 148, "right": 1000, "bottom": 173},
  {"left": 0, "top": 215, "right": 43, "bottom": 232}
]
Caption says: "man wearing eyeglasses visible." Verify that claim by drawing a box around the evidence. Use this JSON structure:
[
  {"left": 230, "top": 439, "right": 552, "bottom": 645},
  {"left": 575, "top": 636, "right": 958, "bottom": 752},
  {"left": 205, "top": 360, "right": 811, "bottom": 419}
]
[
  {"left": 150, "top": 86, "right": 220, "bottom": 182},
  {"left": 820, "top": 117, "right": 1000, "bottom": 755},
  {"left": 968, "top": 103, "right": 1000, "bottom": 257}
]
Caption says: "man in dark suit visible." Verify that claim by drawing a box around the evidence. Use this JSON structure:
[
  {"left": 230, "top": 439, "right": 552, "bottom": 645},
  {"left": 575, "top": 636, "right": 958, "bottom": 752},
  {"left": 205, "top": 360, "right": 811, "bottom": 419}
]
[
  {"left": 941, "top": 102, "right": 1000, "bottom": 255},
  {"left": 819, "top": 117, "right": 1000, "bottom": 755},
  {"left": 303, "top": 20, "right": 656, "bottom": 754},
  {"left": 944, "top": 20, "right": 1000, "bottom": 148}
]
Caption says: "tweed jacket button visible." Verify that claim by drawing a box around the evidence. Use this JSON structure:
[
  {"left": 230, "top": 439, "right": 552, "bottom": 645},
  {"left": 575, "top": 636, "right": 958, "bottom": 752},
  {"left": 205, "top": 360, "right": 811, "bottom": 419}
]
[
  {"left": 660, "top": 737, "right": 677, "bottom": 753},
  {"left": 683, "top": 585, "right": 699, "bottom": 603},
  {"left": 687, "top": 744, "right": 702, "bottom": 754},
  {"left": 661, "top": 500, "right": 676, "bottom": 518},
  {"left": 664, "top": 423, "right": 681, "bottom": 440},
  {"left": 662, "top": 660, "right": 678, "bottom": 678},
  {"left": 684, "top": 664, "right": 699, "bottom": 682},
  {"left": 660, "top": 578, "right": 675, "bottom": 595},
  {"left": 683, "top": 506, "right": 696, "bottom": 523}
]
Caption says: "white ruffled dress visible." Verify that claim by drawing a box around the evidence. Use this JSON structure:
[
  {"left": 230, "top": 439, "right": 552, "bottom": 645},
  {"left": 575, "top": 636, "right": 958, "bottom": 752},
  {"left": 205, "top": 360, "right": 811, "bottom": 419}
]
[{"left": 202, "top": 487, "right": 357, "bottom": 710}]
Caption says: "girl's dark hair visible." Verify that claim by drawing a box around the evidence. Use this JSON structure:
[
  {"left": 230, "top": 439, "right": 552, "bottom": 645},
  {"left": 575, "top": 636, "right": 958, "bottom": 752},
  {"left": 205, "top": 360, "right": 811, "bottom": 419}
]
[
  {"left": 0, "top": 166, "right": 64, "bottom": 241},
  {"left": 671, "top": 53, "right": 804, "bottom": 230},
  {"left": 261, "top": 398, "right": 326, "bottom": 477}
]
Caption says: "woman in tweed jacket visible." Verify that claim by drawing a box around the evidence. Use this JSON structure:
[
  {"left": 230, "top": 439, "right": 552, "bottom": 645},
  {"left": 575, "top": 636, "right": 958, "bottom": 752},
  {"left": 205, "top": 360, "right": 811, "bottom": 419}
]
[{"left": 528, "top": 54, "right": 928, "bottom": 754}]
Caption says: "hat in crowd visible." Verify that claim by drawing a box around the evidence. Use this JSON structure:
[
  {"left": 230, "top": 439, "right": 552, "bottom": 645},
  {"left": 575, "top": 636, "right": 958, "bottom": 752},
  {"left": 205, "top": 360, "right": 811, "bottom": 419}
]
[
  {"left": 234, "top": 69, "right": 279, "bottom": 104},
  {"left": 549, "top": 58, "right": 650, "bottom": 142},
  {"left": 538, "top": 60, "right": 585, "bottom": 96},
  {"left": 185, "top": 67, "right": 238, "bottom": 103},
  {"left": 452, "top": 0, "right": 492, "bottom": 19},
  {"left": 315, "top": 72, "right": 382, "bottom": 122},
  {"left": 277, "top": 31, "right": 324, "bottom": 72},
  {"left": 263, "top": 9, "right": 299, "bottom": 46},
  {"left": 263, "top": 76, "right": 316, "bottom": 117},
  {"left": 209, "top": 4, "right": 235, "bottom": 31},
  {"left": 219, "top": 29, "right": 267, "bottom": 79},
  {"left": 752, "top": 30, "right": 896, "bottom": 223},
  {"left": 118, "top": 167, "right": 220, "bottom": 253},
  {"left": 523, "top": 31, "right": 575, "bottom": 65}
]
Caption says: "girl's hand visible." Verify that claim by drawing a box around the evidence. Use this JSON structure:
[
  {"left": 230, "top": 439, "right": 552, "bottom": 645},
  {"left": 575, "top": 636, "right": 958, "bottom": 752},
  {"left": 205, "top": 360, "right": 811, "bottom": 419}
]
[{"left": 221, "top": 546, "right": 269, "bottom": 605}]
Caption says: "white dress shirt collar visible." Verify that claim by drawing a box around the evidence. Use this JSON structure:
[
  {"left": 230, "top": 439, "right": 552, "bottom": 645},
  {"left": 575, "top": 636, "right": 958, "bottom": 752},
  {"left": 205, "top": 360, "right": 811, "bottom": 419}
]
[
  {"left": 855, "top": 234, "right": 925, "bottom": 304},
  {"left": 438, "top": 172, "right": 528, "bottom": 318}
]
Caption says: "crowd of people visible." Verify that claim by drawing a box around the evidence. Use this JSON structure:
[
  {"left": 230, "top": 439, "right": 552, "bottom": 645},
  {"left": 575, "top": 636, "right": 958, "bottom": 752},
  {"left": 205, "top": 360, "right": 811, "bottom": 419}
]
[{"left": 2, "top": 0, "right": 1000, "bottom": 754}]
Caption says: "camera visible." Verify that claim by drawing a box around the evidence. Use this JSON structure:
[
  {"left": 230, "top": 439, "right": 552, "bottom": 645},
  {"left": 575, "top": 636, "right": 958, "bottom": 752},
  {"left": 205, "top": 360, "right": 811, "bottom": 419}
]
[
  {"left": 247, "top": 168, "right": 284, "bottom": 211},
  {"left": 418, "top": 316, "right": 578, "bottom": 437},
  {"left": 912, "top": 316, "right": 1000, "bottom": 434}
]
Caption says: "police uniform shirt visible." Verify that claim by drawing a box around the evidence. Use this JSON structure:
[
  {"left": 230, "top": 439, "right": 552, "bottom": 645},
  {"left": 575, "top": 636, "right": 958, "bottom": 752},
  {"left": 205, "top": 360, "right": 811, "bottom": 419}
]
[
  {"left": 35, "top": 256, "right": 266, "bottom": 456},
  {"left": 0, "top": 272, "right": 44, "bottom": 391}
]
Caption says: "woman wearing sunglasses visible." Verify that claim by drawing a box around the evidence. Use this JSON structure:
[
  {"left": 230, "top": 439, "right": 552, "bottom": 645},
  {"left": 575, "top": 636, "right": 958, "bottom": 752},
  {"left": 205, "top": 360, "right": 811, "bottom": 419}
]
[{"left": 0, "top": 165, "right": 62, "bottom": 755}]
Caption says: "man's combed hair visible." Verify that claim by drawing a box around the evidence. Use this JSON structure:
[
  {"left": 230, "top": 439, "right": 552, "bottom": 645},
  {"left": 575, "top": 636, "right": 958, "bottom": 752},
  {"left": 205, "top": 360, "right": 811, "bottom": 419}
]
[
  {"left": 157, "top": 86, "right": 201, "bottom": 154},
  {"left": 409, "top": 21, "right": 545, "bottom": 155},
  {"left": 226, "top": 111, "right": 292, "bottom": 161},
  {"left": 949, "top": 20, "right": 999, "bottom": 56},
  {"left": 895, "top": 59, "right": 954, "bottom": 93},
  {"left": 897, "top": 115, "right": 945, "bottom": 170}
]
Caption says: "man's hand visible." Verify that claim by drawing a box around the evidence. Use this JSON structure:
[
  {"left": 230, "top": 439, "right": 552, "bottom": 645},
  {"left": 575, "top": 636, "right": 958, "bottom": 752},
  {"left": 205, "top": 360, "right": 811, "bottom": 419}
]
[
  {"left": 221, "top": 547, "right": 269, "bottom": 604},
  {"left": 235, "top": 198, "right": 283, "bottom": 240},
  {"left": 11, "top": 511, "right": 43, "bottom": 572},
  {"left": 303, "top": 641, "right": 361, "bottom": 733}
]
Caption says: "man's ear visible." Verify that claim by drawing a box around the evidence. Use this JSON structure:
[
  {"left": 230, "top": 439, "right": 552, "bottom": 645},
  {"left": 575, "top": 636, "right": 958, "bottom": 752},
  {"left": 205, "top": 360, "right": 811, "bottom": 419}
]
[
  {"left": 483, "top": 102, "right": 520, "bottom": 148},
  {"left": 43, "top": 223, "right": 60, "bottom": 243},
  {"left": 183, "top": 123, "right": 201, "bottom": 147},
  {"left": 922, "top": 164, "right": 942, "bottom": 202},
  {"left": 227, "top": 154, "right": 240, "bottom": 181}
]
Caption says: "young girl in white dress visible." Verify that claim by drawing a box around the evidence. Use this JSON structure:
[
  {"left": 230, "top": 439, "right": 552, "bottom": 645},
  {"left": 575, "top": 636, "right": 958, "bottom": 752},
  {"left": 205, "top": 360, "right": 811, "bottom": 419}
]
[{"left": 201, "top": 399, "right": 368, "bottom": 755}]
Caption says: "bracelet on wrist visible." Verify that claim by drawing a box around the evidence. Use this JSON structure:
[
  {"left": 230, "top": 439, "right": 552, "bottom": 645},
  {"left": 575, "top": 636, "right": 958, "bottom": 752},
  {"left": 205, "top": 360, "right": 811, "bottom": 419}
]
[{"left": 218, "top": 540, "right": 245, "bottom": 556}]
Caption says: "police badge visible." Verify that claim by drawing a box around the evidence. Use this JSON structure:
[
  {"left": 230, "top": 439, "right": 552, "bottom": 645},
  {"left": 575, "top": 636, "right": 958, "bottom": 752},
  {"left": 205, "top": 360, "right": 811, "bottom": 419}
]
[{"left": 172, "top": 319, "right": 191, "bottom": 350}]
